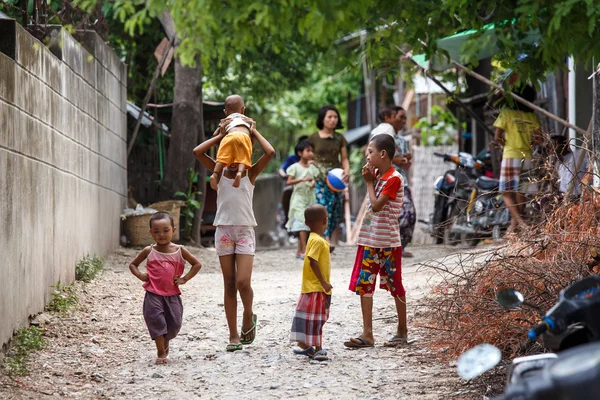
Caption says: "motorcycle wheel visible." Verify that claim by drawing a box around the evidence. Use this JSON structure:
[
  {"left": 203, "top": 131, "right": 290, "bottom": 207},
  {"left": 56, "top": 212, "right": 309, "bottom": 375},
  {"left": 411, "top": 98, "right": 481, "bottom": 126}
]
[
  {"left": 443, "top": 204, "right": 462, "bottom": 246},
  {"left": 444, "top": 204, "right": 479, "bottom": 247}
]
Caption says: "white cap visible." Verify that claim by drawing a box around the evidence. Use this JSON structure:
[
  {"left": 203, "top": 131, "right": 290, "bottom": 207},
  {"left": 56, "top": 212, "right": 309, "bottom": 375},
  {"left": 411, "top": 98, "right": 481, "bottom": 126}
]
[{"left": 370, "top": 122, "right": 395, "bottom": 138}]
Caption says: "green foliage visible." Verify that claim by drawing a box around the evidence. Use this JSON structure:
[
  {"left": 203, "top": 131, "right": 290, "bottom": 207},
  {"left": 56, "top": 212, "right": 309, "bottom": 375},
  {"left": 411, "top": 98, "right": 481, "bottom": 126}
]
[
  {"left": 349, "top": 147, "right": 366, "bottom": 187},
  {"left": 46, "top": 282, "right": 78, "bottom": 316},
  {"left": 3, "top": 326, "right": 45, "bottom": 375},
  {"left": 414, "top": 106, "right": 463, "bottom": 146},
  {"left": 174, "top": 168, "right": 202, "bottom": 239},
  {"left": 75, "top": 254, "right": 104, "bottom": 283}
]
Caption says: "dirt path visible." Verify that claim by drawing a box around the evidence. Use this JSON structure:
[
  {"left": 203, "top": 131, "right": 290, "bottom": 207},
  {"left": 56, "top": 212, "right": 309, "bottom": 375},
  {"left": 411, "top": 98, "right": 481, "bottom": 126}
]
[{"left": 1, "top": 244, "right": 471, "bottom": 399}]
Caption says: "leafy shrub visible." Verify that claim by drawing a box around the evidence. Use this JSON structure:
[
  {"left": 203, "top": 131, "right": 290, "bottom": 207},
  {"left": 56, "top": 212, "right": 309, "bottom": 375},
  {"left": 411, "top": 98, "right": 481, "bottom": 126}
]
[
  {"left": 75, "top": 254, "right": 104, "bottom": 283},
  {"left": 46, "top": 282, "right": 78, "bottom": 316},
  {"left": 413, "top": 105, "right": 463, "bottom": 146},
  {"left": 3, "top": 326, "right": 45, "bottom": 375}
]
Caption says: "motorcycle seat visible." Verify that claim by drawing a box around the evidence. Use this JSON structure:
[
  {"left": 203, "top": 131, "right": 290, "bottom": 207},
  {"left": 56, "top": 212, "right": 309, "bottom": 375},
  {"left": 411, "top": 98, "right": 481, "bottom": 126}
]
[{"left": 476, "top": 176, "right": 499, "bottom": 191}]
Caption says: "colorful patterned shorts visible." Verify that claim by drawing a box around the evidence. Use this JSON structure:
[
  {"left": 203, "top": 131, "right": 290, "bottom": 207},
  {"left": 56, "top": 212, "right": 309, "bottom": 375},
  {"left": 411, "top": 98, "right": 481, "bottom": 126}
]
[
  {"left": 349, "top": 246, "right": 405, "bottom": 297},
  {"left": 215, "top": 226, "right": 255, "bottom": 256}
]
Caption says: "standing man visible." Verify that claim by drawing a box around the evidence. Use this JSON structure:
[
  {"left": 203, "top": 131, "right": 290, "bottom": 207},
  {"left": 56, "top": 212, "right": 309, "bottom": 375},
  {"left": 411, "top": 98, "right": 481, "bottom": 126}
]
[{"left": 391, "top": 106, "right": 416, "bottom": 258}]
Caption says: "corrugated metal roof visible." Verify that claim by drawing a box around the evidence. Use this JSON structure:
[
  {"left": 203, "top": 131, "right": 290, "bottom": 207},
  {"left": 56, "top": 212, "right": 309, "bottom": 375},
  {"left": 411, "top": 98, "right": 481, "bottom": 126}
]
[
  {"left": 343, "top": 125, "right": 371, "bottom": 145},
  {"left": 126, "top": 101, "right": 169, "bottom": 132}
]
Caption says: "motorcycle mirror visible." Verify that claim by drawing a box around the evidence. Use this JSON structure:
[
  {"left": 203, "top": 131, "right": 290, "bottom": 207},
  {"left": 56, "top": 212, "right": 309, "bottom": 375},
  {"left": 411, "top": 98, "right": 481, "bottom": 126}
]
[
  {"left": 496, "top": 288, "right": 525, "bottom": 309},
  {"left": 457, "top": 344, "right": 502, "bottom": 380}
]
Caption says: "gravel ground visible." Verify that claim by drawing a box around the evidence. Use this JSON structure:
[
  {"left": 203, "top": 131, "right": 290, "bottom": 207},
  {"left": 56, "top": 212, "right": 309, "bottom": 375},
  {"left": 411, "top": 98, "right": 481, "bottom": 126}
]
[{"left": 0, "top": 243, "right": 480, "bottom": 400}]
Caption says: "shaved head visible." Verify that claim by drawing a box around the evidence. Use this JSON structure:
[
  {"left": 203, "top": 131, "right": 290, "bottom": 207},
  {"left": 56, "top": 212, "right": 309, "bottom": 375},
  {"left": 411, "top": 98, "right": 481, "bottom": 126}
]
[
  {"left": 224, "top": 95, "right": 245, "bottom": 114},
  {"left": 304, "top": 204, "right": 327, "bottom": 224}
]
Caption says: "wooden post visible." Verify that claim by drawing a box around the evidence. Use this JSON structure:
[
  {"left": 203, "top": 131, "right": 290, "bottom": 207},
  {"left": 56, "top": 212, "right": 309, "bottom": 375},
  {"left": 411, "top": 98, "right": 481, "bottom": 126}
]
[{"left": 344, "top": 189, "right": 352, "bottom": 245}]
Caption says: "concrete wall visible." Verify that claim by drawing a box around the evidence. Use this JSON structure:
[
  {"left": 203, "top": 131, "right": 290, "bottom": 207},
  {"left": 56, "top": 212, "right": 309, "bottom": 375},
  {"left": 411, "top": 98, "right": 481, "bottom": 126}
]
[
  {"left": 253, "top": 174, "right": 283, "bottom": 245},
  {"left": 0, "top": 20, "right": 127, "bottom": 347},
  {"left": 411, "top": 145, "right": 458, "bottom": 244}
]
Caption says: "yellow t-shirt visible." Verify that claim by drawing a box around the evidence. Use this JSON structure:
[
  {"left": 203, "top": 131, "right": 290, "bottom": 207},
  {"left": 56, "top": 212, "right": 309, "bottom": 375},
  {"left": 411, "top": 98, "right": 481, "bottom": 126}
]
[
  {"left": 493, "top": 109, "right": 541, "bottom": 159},
  {"left": 301, "top": 232, "right": 331, "bottom": 294}
]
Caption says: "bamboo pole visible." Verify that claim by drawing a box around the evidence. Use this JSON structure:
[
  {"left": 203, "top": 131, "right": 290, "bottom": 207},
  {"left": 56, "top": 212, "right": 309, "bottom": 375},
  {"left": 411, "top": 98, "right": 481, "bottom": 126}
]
[
  {"left": 127, "top": 35, "right": 176, "bottom": 157},
  {"left": 450, "top": 60, "right": 589, "bottom": 137}
]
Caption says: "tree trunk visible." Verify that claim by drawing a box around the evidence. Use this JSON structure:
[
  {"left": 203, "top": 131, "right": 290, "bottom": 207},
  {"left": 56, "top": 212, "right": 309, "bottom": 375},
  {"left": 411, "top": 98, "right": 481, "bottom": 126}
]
[{"left": 158, "top": 10, "right": 204, "bottom": 243}]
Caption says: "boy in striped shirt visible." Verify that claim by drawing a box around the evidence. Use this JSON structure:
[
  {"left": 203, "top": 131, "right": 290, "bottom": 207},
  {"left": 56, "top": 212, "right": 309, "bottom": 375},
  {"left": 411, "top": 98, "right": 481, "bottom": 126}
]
[{"left": 345, "top": 134, "right": 410, "bottom": 348}]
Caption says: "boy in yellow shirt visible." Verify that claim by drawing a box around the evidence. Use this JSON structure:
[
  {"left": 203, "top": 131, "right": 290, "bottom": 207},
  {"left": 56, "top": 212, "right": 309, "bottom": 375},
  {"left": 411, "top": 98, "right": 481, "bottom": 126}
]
[{"left": 290, "top": 204, "right": 332, "bottom": 362}]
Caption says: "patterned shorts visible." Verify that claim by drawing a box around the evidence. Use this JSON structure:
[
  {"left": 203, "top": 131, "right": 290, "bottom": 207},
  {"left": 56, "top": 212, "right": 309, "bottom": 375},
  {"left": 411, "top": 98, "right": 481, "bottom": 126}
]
[
  {"left": 499, "top": 158, "right": 533, "bottom": 192},
  {"left": 290, "top": 292, "right": 331, "bottom": 347},
  {"left": 349, "top": 246, "right": 405, "bottom": 297},
  {"left": 215, "top": 226, "right": 255, "bottom": 256}
]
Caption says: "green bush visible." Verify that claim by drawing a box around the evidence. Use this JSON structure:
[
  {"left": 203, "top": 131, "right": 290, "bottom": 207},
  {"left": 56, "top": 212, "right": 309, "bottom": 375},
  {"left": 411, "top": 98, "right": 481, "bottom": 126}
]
[
  {"left": 75, "top": 254, "right": 104, "bottom": 282},
  {"left": 413, "top": 105, "right": 464, "bottom": 146},
  {"left": 46, "top": 282, "right": 78, "bottom": 316},
  {"left": 3, "top": 326, "right": 45, "bottom": 375}
]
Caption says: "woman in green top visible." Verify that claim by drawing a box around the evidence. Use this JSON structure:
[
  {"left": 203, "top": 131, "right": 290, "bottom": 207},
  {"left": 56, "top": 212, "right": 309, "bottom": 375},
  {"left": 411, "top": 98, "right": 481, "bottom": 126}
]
[
  {"left": 493, "top": 84, "right": 542, "bottom": 233},
  {"left": 308, "top": 105, "right": 350, "bottom": 248}
]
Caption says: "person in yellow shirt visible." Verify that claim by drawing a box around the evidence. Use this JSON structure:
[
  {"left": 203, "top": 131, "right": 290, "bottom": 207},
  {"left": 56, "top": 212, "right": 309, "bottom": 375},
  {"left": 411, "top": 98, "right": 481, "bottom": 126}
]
[
  {"left": 290, "top": 204, "right": 332, "bottom": 362},
  {"left": 493, "top": 84, "right": 542, "bottom": 233}
]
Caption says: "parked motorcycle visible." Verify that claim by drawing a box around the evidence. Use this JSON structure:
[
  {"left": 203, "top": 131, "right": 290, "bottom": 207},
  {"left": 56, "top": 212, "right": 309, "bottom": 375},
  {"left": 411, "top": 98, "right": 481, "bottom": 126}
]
[
  {"left": 465, "top": 175, "right": 510, "bottom": 243},
  {"left": 457, "top": 275, "right": 600, "bottom": 399},
  {"left": 424, "top": 152, "right": 486, "bottom": 245}
]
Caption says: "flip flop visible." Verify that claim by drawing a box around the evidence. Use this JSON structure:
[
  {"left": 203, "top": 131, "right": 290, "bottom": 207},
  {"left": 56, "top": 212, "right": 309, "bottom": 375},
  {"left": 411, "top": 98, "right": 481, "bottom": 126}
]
[
  {"left": 155, "top": 357, "right": 168, "bottom": 364},
  {"left": 226, "top": 343, "right": 243, "bottom": 352},
  {"left": 312, "top": 349, "right": 329, "bottom": 361},
  {"left": 293, "top": 346, "right": 315, "bottom": 356},
  {"left": 343, "top": 337, "right": 374, "bottom": 348},
  {"left": 240, "top": 314, "right": 258, "bottom": 345},
  {"left": 383, "top": 337, "right": 416, "bottom": 347}
]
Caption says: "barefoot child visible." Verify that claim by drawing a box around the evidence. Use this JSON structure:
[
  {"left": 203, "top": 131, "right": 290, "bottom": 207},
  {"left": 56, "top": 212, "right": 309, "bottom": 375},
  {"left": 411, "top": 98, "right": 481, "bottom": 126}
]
[
  {"left": 194, "top": 117, "right": 275, "bottom": 352},
  {"left": 129, "top": 212, "right": 202, "bottom": 364},
  {"left": 290, "top": 204, "right": 332, "bottom": 361},
  {"left": 285, "top": 140, "right": 319, "bottom": 259},
  {"left": 344, "top": 134, "right": 410, "bottom": 349},
  {"left": 210, "top": 94, "right": 253, "bottom": 189}
]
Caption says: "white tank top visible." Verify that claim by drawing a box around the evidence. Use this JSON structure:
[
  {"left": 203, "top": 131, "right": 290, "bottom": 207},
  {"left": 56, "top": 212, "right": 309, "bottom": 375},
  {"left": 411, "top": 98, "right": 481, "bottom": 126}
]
[{"left": 213, "top": 172, "right": 257, "bottom": 227}]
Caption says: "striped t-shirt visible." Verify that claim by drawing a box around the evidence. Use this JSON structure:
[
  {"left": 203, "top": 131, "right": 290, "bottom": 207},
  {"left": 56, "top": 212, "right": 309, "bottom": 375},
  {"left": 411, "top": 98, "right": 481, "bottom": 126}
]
[{"left": 357, "top": 167, "right": 404, "bottom": 248}]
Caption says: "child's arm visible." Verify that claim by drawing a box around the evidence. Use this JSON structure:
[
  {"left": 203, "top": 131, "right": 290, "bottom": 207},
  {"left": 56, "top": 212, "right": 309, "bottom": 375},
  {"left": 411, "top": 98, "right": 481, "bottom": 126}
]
[
  {"left": 247, "top": 119, "right": 275, "bottom": 184},
  {"left": 193, "top": 126, "right": 226, "bottom": 172},
  {"left": 129, "top": 247, "right": 152, "bottom": 282},
  {"left": 362, "top": 164, "right": 391, "bottom": 212},
  {"left": 307, "top": 256, "right": 333, "bottom": 293},
  {"left": 286, "top": 175, "right": 313, "bottom": 186},
  {"left": 174, "top": 247, "right": 202, "bottom": 286}
]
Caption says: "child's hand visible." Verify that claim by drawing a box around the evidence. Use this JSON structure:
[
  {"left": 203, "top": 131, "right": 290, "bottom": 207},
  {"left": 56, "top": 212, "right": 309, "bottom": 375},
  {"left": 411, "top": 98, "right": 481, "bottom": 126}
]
[
  {"left": 321, "top": 282, "right": 333, "bottom": 293},
  {"left": 242, "top": 116, "right": 256, "bottom": 134},
  {"left": 311, "top": 181, "right": 316, "bottom": 189},
  {"left": 218, "top": 118, "right": 232, "bottom": 136},
  {"left": 174, "top": 276, "right": 187, "bottom": 286},
  {"left": 362, "top": 164, "right": 375, "bottom": 183},
  {"left": 139, "top": 273, "right": 149, "bottom": 282}
]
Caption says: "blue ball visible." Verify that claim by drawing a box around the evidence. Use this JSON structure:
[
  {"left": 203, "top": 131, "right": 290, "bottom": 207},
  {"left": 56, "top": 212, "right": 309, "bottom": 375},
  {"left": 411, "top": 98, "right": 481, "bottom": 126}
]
[{"left": 326, "top": 168, "right": 346, "bottom": 192}]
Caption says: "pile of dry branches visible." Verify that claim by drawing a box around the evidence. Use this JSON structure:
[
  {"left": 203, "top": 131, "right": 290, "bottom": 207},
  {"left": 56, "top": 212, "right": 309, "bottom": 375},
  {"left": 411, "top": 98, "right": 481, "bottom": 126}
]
[{"left": 419, "top": 191, "right": 600, "bottom": 359}]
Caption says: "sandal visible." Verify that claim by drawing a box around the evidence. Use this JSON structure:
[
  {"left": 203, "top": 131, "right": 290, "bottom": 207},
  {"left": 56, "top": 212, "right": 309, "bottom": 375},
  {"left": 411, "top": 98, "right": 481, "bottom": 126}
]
[
  {"left": 240, "top": 314, "right": 258, "bottom": 345},
  {"left": 312, "top": 349, "right": 329, "bottom": 361},
  {"left": 292, "top": 346, "right": 315, "bottom": 356},
  {"left": 343, "top": 337, "right": 374, "bottom": 348},
  {"left": 226, "top": 343, "right": 243, "bottom": 352},
  {"left": 155, "top": 357, "right": 168, "bottom": 364}
]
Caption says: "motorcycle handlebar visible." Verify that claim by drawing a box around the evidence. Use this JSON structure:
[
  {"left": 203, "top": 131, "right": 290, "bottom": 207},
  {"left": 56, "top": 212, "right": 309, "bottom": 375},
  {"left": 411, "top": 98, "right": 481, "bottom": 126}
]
[
  {"left": 433, "top": 152, "right": 445, "bottom": 158},
  {"left": 528, "top": 322, "right": 550, "bottom": 340}
]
